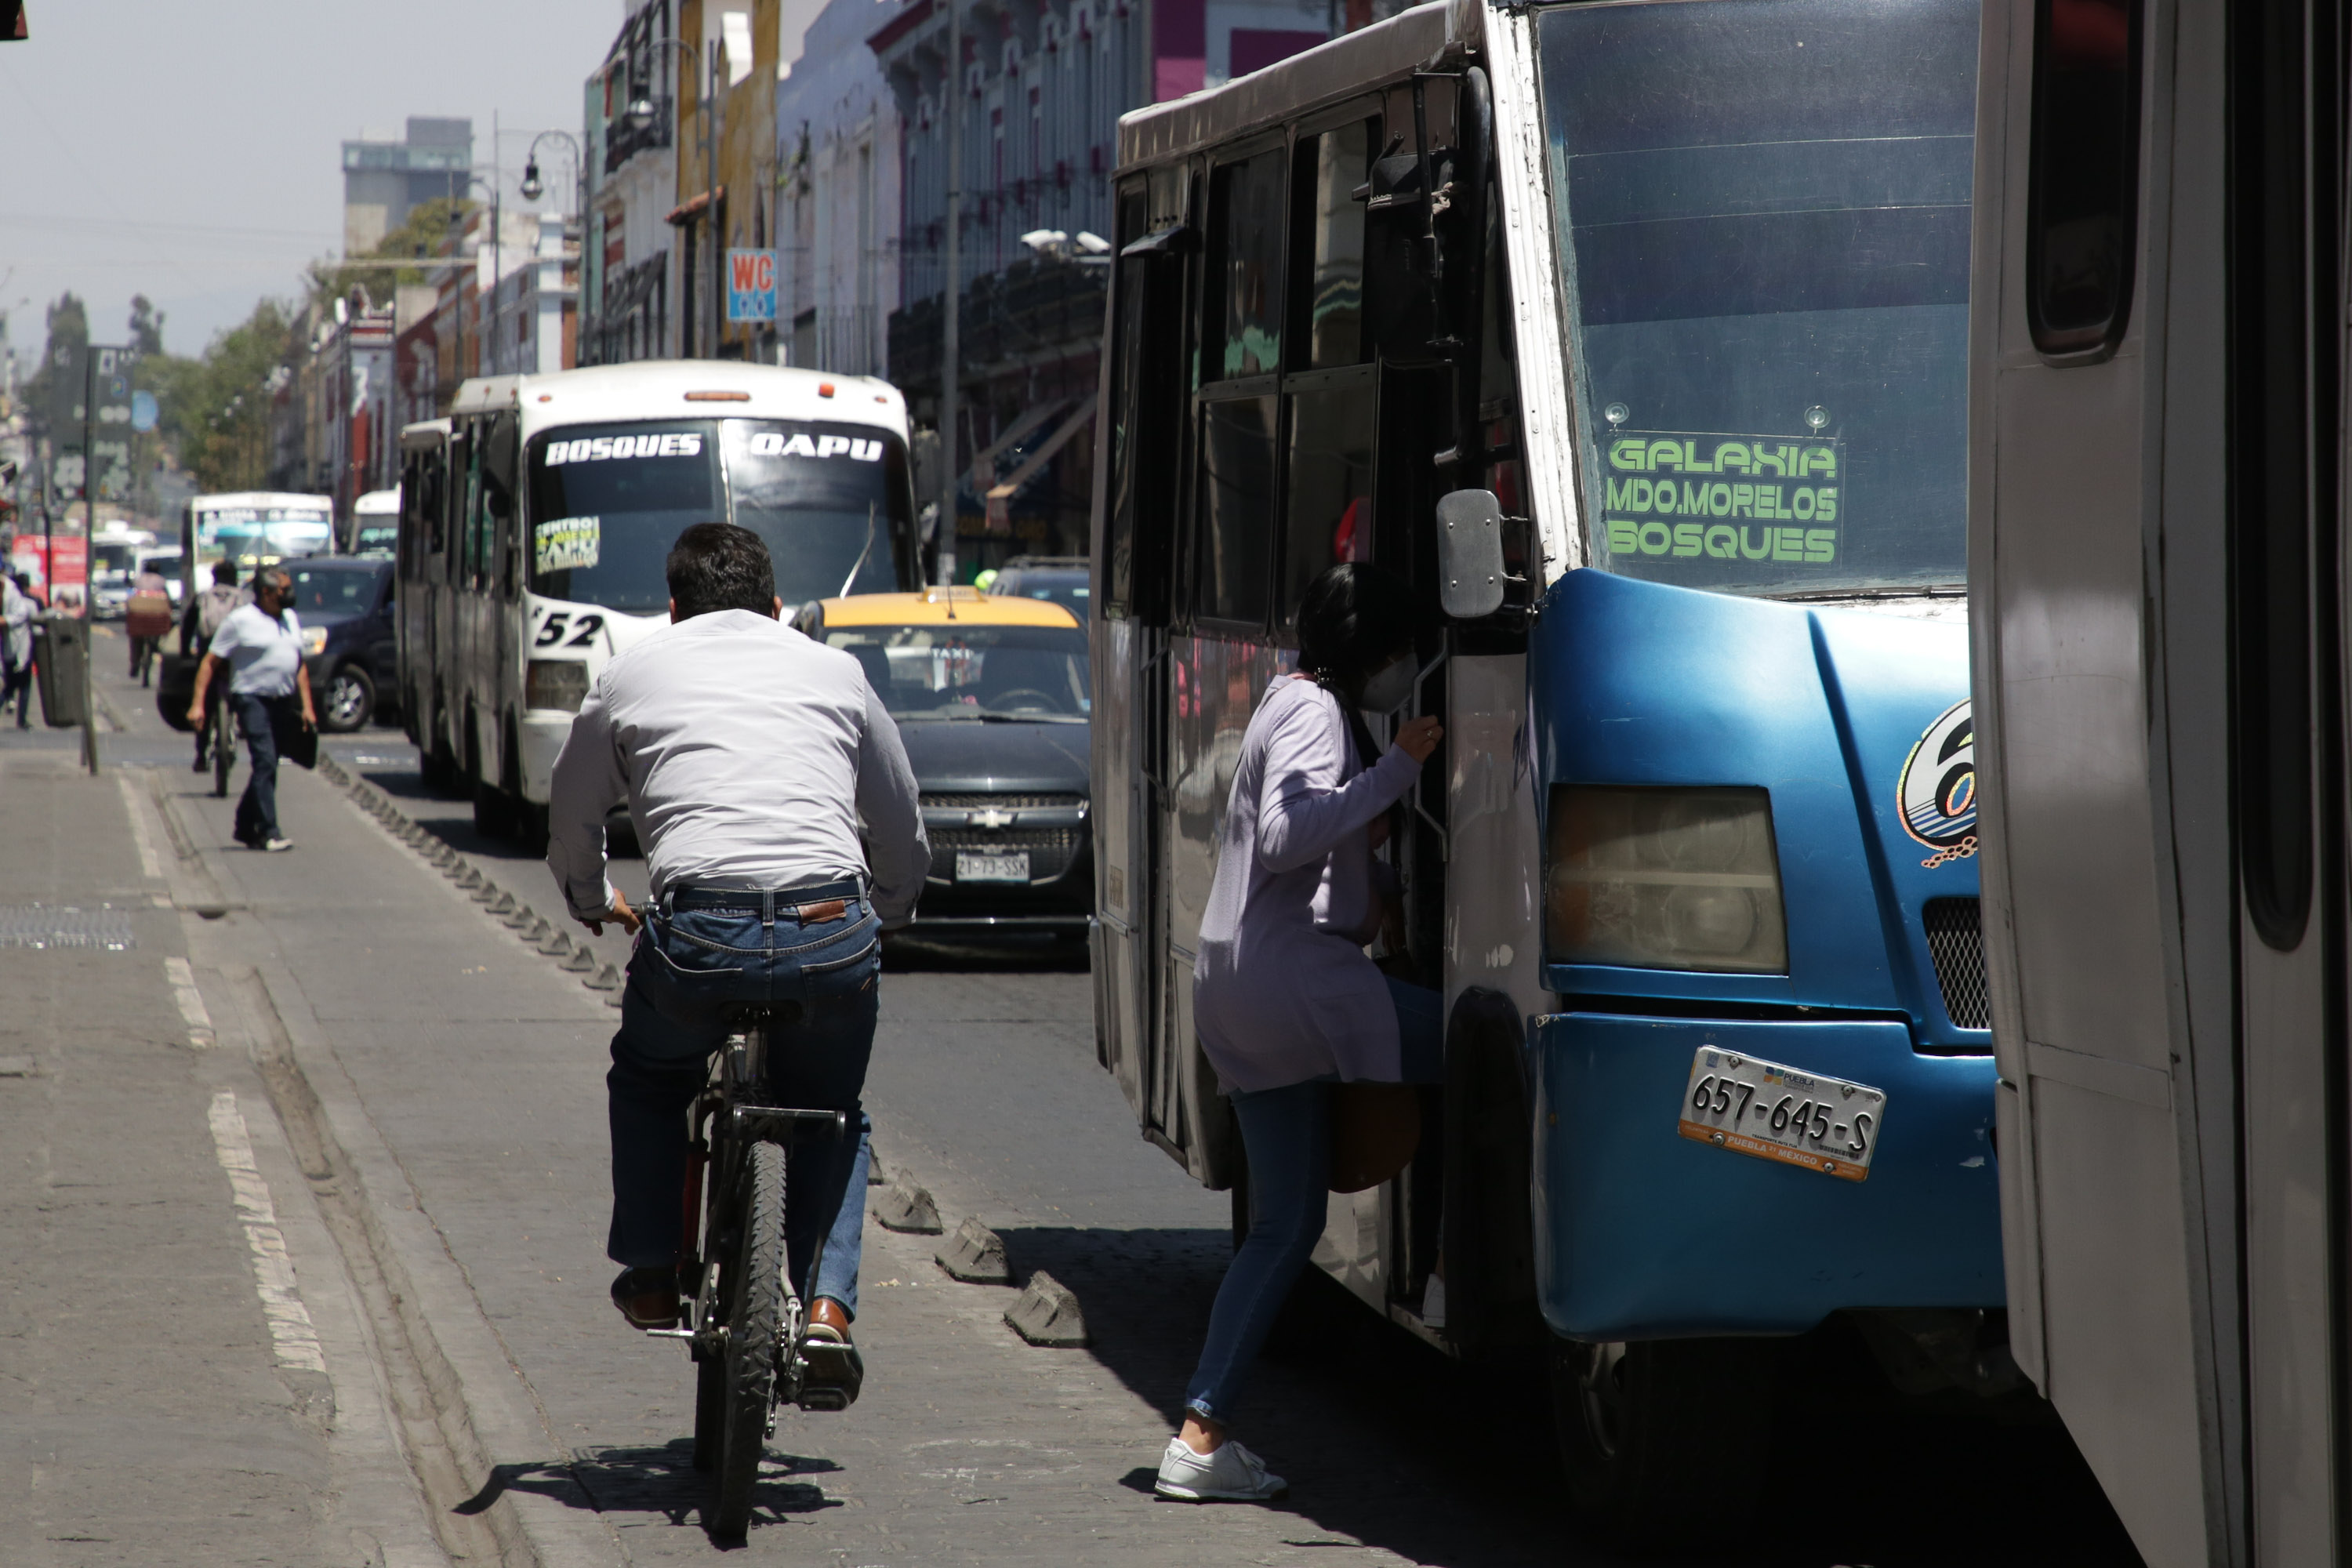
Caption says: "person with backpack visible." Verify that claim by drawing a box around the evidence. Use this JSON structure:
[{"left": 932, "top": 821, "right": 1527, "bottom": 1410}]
[{"left": 180, "top": 561, "right": 251, "bottom": 771}]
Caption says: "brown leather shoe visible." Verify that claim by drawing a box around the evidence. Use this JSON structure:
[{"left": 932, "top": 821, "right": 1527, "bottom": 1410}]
[
  {"left": 610, "top": 1265, "right": 680, "bottom": 1329},
  {"left": 805, "top": 1296, "right": 852, "bottom": 1343}
]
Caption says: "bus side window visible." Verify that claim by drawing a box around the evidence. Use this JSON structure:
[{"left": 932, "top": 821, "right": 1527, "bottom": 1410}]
[
  {"left": 1194, "top": 147, "right": 1286, "bottom": 630},
  {"left": 2025, "top": 0, "right": 2140, "bottom": 355},
  {"left": 1281, "top": 118, "right": 1378, "bottom": 628},
  {"left": 1103, "top": 177, "right": 1184, "bottom": 624}
]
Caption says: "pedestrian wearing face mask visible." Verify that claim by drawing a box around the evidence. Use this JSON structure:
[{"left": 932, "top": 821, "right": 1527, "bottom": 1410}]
[{"left": 1152, "top": 561, "right": 1444, "bottom": 1504}]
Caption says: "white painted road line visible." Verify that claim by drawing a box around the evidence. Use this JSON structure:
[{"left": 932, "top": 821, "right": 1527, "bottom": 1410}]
[
  {"left": 205, "top": 1091, "right": 328, "bottom": 1374},
  {"left": 116, "top": 769, "right": 164, "bottom": 880},
  {"left": 165, "top": 956, "right": 216, "bottom": 1049}
]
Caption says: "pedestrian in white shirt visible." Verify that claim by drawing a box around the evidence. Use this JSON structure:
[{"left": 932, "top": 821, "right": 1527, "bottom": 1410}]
[
  {"left": 186, "top": 564, "right": 316, "bottom": 851},
  {"left": 0, "top": 572, "right": 34, "bottom": 729},
  {"left": 546, "top": 521, "right": 927, "bottom": 1388}
]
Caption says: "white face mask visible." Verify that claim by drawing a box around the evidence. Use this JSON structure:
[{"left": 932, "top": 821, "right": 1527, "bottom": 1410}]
[{"left": 1358, "top": 653, "right": 1415, "bottom": 715}]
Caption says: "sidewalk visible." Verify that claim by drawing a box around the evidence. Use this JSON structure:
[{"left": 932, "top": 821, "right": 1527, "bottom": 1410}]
[{"left": 0, "top": 749, "right": 426, "bottom": 1566}]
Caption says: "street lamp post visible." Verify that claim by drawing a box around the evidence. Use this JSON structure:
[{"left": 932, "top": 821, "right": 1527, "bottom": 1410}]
[
  {"left": 518, "top": 131, "right": 587, "bottom": 363},
  {"left": 626, "top": 39, "right": 721, "bottom": 361}
]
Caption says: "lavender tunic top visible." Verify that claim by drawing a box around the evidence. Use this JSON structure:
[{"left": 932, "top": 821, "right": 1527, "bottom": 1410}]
[{"left": 1192, "top": 675, "right": 1423, "bottom": 1093}]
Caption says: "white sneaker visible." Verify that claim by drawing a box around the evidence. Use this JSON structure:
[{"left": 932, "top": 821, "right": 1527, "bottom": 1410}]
[
  {"left": 262, "top": 837, "right": 293, "bottom": 852},
  {"left": 1153, "top": 1436, "right": 1287, "bottom": 1502}
]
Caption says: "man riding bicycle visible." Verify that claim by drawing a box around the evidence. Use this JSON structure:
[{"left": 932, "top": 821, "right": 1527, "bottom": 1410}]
[
  {"left": 546, "top": 522, "right": 928, "bottom": 1363},
  {"left": 180, "top": 561, "right": 251, "bottom": 772}
]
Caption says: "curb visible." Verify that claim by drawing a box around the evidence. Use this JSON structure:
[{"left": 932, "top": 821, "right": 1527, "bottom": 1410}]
[{"left": 317, "top": 756, "right": 626, "bottom": 1006}]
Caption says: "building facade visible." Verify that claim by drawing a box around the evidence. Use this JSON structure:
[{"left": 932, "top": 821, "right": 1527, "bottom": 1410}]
[
  {"left": 342, "top": 118, "right": 474, "bottom": 256},
  {"left": 775, "top": 0, "right": 902, "bottom": 378},
  {"left": 584, "top": 0, "right": 681, "bottom": 365}
]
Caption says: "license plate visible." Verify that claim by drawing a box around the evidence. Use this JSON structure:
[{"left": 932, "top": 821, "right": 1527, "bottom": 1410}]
[
  {"left": 1679, "top": 1047, "right": 1886, "bottom": 1181},
  {"left": 955, "top": 851, "right": 1030, "bottom": 884}
]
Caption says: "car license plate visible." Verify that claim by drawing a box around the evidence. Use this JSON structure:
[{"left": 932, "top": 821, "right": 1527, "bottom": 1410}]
[
  {"left": 1679, "top": 1047, "right": 1886, "bottom": 1181},
  {"left": 956, "top": 851, "right": 1030, "bottom": 884}
]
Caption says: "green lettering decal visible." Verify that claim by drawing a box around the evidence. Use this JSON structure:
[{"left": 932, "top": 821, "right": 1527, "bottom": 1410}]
[{"left": 1590, "top": 429, "right": 1847, "bottom": 575}]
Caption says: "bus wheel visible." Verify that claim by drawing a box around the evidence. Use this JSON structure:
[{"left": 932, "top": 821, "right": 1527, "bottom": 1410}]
[
  {"left": 1550, "top": 1336, "right": 1777, "bottom": 1548},
  {"left": 472, "top": 775, "right": 515, "bottom": 837}
]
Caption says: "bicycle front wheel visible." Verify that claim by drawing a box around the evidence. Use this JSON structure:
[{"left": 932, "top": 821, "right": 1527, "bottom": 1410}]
[
  {"left": 212, "top": 713, "right": 233, "bottom": 797},
  {"left": 712, "top": 1138, "right": 785, "bottom": 1540}
]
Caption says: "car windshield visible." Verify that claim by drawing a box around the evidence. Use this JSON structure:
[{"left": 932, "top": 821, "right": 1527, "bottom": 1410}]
[
  {"left": 526, "top": 419, "right": 906, "bottom": 615},
  {"left": 1538, "top": 0, "right": 1977, "bottom": 596},
  {"left": 821, "top": 622, "right": 1091, "bottom": 723},
  {"left": 992, "top": 569, "right": 1090, "bottom": 617},
  {"left": 288, "top": 564, "right": 383, "bottom": 615}
]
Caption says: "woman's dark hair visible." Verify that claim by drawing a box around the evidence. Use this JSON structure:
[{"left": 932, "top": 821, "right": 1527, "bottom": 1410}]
[
  {"left": 667, "top": 521, "right": 776, "bottom": 619},
  {"left": 1295, "top": 562, "right": 1417, "bottom": 688}
]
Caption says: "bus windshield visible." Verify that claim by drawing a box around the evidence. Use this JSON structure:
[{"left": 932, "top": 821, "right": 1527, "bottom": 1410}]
[
  {"left": 526, "top": 419, "right": 906, "bottom": 615},
  {"left": 198, "top": 506, "right": 333, "bottom": 567},
  {"left": 1538, "top": 0, "right": 1977, "bottom": 597}
]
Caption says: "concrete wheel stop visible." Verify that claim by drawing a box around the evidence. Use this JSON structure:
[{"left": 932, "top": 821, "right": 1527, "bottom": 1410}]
[
  {"left": 873, "top": 1169, "right": 942, "bottom": 1234},
  {"left": 1004, "top": 1271, "right": 1088, "bottom": 1348},
  {"left": 935, "top": 1216, "right": 1011, "bottom": 1284}
]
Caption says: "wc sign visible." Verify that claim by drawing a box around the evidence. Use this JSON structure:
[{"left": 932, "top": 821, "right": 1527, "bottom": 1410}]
[{"left": 726, "top": 249, "right": 778, "bottom": 324}]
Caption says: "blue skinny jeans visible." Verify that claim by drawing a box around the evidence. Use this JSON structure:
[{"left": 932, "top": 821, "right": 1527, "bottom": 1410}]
[
  {"left": 1183, "top": 975, "right": 1442, "bottom": 1425},
  {"left": 606, "top": 880, "right": 879, "bottom": 1315}
]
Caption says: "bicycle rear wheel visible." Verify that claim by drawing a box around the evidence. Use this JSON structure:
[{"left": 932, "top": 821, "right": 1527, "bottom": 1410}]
[
  {"left": 711, "top": 1138, "right": 786, "bottom": 1539},
  {"left": 212, "top": 713, "right": 233, "bottom": 798}
]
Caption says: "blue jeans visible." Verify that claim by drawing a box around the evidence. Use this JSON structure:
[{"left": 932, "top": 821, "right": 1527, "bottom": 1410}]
[
  {"left": 1182, "top": 975, "right": 1443, "bottom": 1423},
  {"left": 607, "top": 880, "right": 880, "bottom": 1316},
  {"left": 230, "top": 692, "right": 296, "bottom": 844}
]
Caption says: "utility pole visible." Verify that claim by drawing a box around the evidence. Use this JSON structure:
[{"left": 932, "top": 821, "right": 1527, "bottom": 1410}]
[
  {"left": 938, "top": 0, "right": 961, "bottom": 585},
  {"left": 77, "top": 346, "right": 96, "bottom": 775}
]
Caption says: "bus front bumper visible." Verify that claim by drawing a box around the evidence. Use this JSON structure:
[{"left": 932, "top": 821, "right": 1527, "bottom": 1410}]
[
  {"left": 517, "top": 710, "right": 580, "bottom": 803},
  {"left": 1528, "top": 1012, "right": 2002, "bottom": 1341}
]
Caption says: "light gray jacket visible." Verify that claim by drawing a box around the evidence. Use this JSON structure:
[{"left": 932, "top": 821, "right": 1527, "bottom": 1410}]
[
  {"left": 1, "top": 577, "right": 30, "bottom": 670},
  {"left": 1192, "top": 674, "right": 1421, "bottom": 1092}
]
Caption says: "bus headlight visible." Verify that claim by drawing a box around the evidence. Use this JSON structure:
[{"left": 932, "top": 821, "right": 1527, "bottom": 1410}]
[
  {"left": 525, "top": 659, "right": 590, "bottom": 713},
  {"left": 1544, "top": 785, "right": 1788, "bottom": 974}
]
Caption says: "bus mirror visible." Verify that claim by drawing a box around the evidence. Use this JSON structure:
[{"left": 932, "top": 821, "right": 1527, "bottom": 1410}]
[{"left": 1436, "top": 489, "right": 1507, "bottom": 619}]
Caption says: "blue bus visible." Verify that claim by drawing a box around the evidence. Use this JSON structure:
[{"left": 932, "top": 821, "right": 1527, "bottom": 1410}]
[{"left": 1084, "top": 0, "right": 1995, "bottom": 1535}]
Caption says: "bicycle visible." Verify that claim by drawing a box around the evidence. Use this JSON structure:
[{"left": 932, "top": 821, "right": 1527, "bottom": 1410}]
[
  {"left": 208, "top": 695, "right": 237, "bottom": 798},
  {"left": 645, "top": 1004, "right": 864, "bottom": 1539}
]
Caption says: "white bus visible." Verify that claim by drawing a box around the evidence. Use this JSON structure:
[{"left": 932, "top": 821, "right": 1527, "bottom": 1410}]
[
  {"left": 1971, "top": 0, "right": 2343, "bottom": 1561},
  {"left": 396, "top": 362, "right": 923, "bottom": 841},
  {"left": 349, "top": 487, "right": 399, "bottom": 557},
  {"left": 180, "top": 491, "right": 336, "bottom": 599}
]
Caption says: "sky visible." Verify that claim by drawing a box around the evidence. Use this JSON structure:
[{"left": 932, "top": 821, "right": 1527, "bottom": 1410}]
[{"left": 0, "top": 1, "right": 618, "bottom": 365}]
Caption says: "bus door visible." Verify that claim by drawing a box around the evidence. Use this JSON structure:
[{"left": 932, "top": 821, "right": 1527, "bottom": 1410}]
[{"left": 1976, "top": 0, "right": 2348, "bottom": 1560}]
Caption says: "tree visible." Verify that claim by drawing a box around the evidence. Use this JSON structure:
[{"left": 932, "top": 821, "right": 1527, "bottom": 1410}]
[
  {"left": 156, "top": 299, "right": 296, "bottom": 492},
  {"left": 307, "top": 196, "right": 476, "bottom": 311},
  {"left": 24, "top": 289, "right": 89, "bottom": 430},
  {"left": 128, "top": 295, "right": 165, "bottom": 357}
]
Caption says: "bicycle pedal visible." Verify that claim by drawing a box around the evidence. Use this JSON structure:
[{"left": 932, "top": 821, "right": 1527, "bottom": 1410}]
[{"left": 796, "top": 1339, "right": 863, "bottom": 1410}]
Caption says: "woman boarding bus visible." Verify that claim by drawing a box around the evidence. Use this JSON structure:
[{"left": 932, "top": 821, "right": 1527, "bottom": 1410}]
[
  {"left": 1088, "top": 0, "right": 1999, "bottom": 1539},
  {"left": 395, "top": 362, "right": 921, "bottom": 844}
]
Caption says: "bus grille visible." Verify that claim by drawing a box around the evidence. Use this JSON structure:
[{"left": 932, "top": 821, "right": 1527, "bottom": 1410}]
[
  {"left": 927, "top": 824, "right": 1085, "bottom": 882},
  {"left": 1922, "top": 898, "right": 1989, "bottom": 1030}
]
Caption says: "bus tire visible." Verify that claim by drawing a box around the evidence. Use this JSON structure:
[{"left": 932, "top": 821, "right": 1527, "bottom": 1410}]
[
  {"left": 1551, "top": 1335, "right": 1777, "bottom": 1549},
  {"left": 472, "top": 775, "right": 514, "bottom": 837}
]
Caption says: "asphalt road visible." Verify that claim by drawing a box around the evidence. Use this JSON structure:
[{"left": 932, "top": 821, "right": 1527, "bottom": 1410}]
[{"left": 0, "top": 629, "right": 2147, "bottom": 1566}]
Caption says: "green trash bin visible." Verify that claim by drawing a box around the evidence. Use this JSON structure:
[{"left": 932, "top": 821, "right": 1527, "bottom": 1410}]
[{"left": 34, "top": 614, "right": 89, "bottom": 729}]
